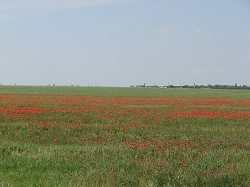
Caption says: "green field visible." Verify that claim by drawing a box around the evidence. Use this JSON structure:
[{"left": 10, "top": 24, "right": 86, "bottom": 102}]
[
  {"left": 1, "top": 86, "right": 250, "bottom": 186},
  {"left": 1, "top": 85, "right": 250, "bottom": 98}
]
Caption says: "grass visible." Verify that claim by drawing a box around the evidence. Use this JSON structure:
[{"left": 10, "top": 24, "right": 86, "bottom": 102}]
[
  {"left": 0, "top": 86, "right": 250, "bottom": 186},
  {"left": 1, "top": 85, "right": 250, "bottom": 98}
]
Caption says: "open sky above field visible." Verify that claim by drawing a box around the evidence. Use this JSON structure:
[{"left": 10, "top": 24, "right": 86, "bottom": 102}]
[{"left": 0, "top": 0, "right": 250, "bottom": 86}]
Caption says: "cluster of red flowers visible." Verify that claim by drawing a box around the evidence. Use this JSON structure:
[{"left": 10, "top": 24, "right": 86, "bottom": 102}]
[
  {"left": 0, "top": 106, "right": 46, "bottom": 118},
  {"left": 1, "top": 94, "right": 249, "bottom": 122},
  {"left": 171, "top": 109, "right": 250, "bottom": 119}
]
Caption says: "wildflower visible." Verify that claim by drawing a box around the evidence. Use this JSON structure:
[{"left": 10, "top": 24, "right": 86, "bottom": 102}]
[
  {"left": 156, "top": 163, "right": 163, "bottom": 167},
  {"left": 109, "top": 167, "right": 116, "bottom": 173}
]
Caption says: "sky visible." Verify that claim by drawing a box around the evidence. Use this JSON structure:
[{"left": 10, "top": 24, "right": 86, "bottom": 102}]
[{"left": 0, "top": 0, "right": 250, "bottom": 86}]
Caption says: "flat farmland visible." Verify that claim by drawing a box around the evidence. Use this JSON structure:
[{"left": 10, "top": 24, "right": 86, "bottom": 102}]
[{"left": 1, "top": 86, "right": 250, "bottom": 186}]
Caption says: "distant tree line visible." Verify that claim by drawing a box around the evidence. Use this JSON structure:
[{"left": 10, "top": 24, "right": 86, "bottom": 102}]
[
  {"left": 132, "top": 84, "right": 250, "bottom": 90},
  {"left": 182, "top": 84, "right": 250, "bottom": 90}
]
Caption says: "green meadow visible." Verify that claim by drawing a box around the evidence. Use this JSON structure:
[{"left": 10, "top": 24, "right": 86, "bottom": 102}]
[
  {"left": 1, "top": 85, "right": 250, "bottom": 98},
  {"left": 1, "top": 86, "right": 250, "bottom": 186}
]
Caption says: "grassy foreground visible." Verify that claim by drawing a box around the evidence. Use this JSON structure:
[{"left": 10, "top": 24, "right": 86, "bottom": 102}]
[{"left": 1, "top": 86, "right": 250, "bottom": 186}]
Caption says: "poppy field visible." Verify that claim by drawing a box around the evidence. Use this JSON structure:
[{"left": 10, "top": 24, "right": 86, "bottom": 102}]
[{"left": 1, "top": 86, "right": 250, "bottom": 186}]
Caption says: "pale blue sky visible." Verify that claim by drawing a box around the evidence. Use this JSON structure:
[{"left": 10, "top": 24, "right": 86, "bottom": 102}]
[{"left": 0, "top": 0, "right": 250, "bottom": 86}]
